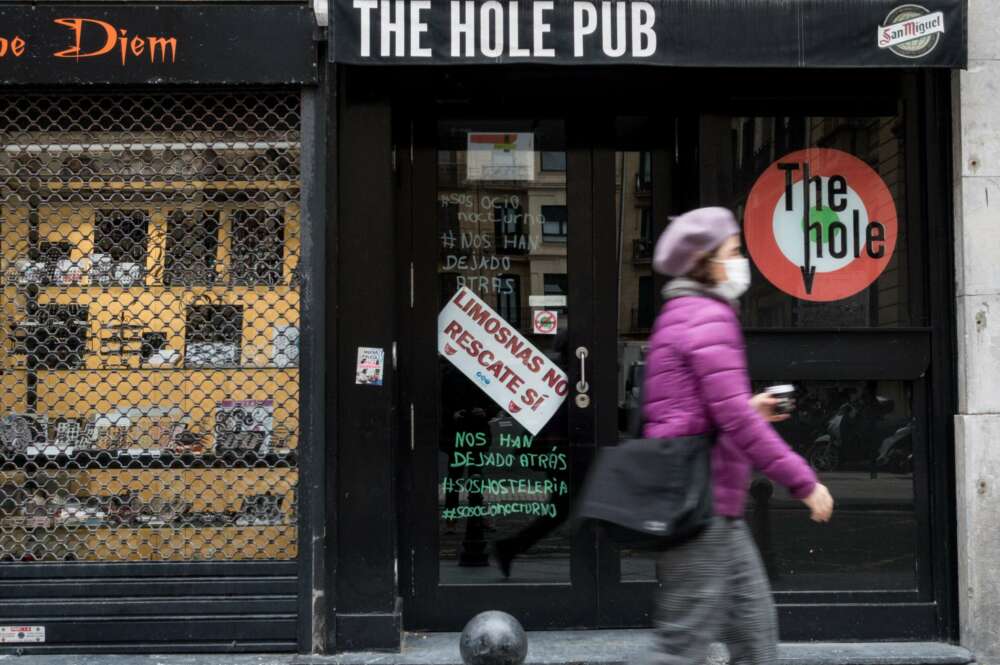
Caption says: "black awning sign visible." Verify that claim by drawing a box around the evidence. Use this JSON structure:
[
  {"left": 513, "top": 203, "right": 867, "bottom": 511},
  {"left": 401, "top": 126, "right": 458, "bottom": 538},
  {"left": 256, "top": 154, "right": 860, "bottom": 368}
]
[
  {"left": 350, "top": 0, "right": 658, "bottom": 59},
  {"left": 0, "top": 5, "right": 317, "bottom": 85},
  {"left": 49, "top": 18, "right": 178, "bottom": 64},
  {"left": 0, "top": 17, "right": 177, "bottom": 68},
  {"left": 332, "top": 0, "right": 967, "bottom": 68}
]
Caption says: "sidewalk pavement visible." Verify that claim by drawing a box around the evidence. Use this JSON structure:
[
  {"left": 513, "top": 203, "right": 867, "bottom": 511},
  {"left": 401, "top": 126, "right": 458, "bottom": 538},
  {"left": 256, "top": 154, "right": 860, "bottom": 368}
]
[{"left": 0, "top": 630, "right": 974, "bottom": 665}]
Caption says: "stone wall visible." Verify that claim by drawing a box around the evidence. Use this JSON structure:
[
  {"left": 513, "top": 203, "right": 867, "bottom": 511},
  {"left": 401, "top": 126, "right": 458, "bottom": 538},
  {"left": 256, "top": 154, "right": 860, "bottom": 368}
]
[{"left": 954, "top": 0, "right": 1000, "bottom": 661}]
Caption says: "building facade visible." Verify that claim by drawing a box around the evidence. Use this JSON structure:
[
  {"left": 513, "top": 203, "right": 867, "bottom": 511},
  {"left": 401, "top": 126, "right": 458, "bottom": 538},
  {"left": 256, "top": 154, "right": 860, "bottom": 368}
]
[
  {"left": 2, "top": 0, "right": 998, "bottom": 661},
  {"left": 954, "top": 0, "right": 1000, "bottom": 661}
]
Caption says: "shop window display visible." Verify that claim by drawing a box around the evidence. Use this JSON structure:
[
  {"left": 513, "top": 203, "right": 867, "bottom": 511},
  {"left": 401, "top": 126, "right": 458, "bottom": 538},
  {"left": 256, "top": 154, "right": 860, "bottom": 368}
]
[
  {"left": 185, "top": 304, "right": 244, "bottom": 368},
  {"left": 164, "top": 209, "right": 221, "bottom": 287},
  {"left": 230, "top": 208, "right": 285, "bottom": 286},
  {"left": 12, "top": 304, "right": 89, "bottom": 370},
  {"left": 93, "top": 209, "right": 149, "bottom": 287},
  {"left": 0, "top": 92, "right": 301, "bottom": 563}
]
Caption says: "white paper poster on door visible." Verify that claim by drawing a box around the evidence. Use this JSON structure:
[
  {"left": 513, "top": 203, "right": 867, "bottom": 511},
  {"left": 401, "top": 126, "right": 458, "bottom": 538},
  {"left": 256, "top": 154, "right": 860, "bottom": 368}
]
[
  {"left": 438, "top": 287, "right": 568, "bottom": 435},
  {"left": 466, "top": 132, "right": 534, "bottom": 181}
]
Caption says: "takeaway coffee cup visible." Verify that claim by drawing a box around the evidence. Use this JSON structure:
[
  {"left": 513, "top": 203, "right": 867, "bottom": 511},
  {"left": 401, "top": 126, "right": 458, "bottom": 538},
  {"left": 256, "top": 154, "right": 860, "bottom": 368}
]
[{"left": 765, "top": 384, "right": 796, "bottom": 415}]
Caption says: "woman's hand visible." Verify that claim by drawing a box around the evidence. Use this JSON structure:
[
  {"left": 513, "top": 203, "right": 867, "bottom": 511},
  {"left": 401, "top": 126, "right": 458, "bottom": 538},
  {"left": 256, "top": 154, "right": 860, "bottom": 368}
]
[
  {"left": 803, "top": 483, "right": 834, "bottom": 523},
  {"left": 749, "top": 392, "right": 791, "bottom": 422}
]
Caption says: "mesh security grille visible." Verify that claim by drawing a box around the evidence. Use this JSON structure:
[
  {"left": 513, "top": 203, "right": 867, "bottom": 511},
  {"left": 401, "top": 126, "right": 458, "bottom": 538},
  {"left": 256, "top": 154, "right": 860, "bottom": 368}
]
[{"left": 0, "top": 92, "right": 301, "bottom": 563}]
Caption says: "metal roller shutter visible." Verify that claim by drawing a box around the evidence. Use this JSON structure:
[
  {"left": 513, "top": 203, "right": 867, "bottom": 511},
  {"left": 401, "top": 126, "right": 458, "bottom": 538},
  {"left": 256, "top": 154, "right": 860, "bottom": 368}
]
[{"left": 0, "top": 90, "right": 302, "bottom": 652}]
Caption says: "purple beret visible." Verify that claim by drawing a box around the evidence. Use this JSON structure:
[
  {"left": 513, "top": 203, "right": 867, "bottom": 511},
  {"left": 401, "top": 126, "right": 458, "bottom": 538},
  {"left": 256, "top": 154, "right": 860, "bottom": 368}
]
[{"left": 652, "top": 207, "right": 741, "bottom": 276}]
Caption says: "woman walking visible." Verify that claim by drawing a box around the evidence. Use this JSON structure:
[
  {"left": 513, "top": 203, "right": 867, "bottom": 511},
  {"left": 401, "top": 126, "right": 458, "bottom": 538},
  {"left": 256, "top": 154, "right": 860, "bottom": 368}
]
[{"left": 644, "top": 207, "right": 834, "bottom": 664}]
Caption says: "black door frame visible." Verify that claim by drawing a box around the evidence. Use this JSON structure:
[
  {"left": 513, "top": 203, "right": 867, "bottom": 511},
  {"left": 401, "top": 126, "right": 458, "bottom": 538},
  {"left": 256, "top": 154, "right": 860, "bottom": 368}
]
[
  {"left": 398, "top": 110, "right": 602, "bottom": 631},
  {"left": 331, "top": 64, "right": 957, "bottom": 643}
]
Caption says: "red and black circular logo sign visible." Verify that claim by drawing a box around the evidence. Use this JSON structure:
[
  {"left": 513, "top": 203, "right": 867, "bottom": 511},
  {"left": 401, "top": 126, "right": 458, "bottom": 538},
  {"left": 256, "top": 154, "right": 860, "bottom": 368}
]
[{"left": 744, "top": 148, "right": 898, "bottom": 302}]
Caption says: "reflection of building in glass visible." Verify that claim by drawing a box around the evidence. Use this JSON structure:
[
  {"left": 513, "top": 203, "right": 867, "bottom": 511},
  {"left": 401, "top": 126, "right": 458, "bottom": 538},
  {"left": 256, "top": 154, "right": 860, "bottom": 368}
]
[
  {"left": 616, "top": 151, "right": 656, "bottom": 337},
  {"left": 723, "top": 116, "right": 908, "bottom": 329},
  {"left": 435, "top": 130, "right": 575, "bottom": 584},
  {"left": 437, "top": 146, "right": 567, "bottom": 335},
  {"left": 720, "top": 116, "right": 911, "bottom": 466},
  {"left": 613, "top": 152, "right": 655, "bottom": 429}
]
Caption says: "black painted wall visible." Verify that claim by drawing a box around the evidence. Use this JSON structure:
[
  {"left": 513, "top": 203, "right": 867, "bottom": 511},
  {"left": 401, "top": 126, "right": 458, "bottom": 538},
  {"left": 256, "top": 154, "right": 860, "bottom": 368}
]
[{"left": 331, "top": 67, "right": 401, "bottom": 651}]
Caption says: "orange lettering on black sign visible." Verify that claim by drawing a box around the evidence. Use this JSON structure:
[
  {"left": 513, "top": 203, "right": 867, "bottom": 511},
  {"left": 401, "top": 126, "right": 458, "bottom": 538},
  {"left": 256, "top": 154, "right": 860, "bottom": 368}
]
[
  {"left": 0, "top": 35, "right": 27, "bottom": 58},
  {"left": 53, "top": 17, "right": 177, "bottom": 65}
]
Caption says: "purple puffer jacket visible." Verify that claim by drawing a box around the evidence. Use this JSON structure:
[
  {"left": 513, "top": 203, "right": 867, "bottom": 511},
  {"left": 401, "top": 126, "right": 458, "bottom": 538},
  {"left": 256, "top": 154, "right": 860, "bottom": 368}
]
[{"left": 642, "top": 295, "right": 818, "bottom": 517}]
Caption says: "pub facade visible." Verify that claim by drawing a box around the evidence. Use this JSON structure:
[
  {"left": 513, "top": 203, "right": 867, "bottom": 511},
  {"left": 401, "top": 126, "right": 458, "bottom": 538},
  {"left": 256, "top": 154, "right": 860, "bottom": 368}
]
[{"left": 0, "top": 0, "right": 989, "bottom": 659}]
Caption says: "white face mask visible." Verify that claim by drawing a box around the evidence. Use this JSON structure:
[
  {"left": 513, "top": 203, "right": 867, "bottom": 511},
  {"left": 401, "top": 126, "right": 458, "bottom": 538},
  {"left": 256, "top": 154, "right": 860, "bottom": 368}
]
[{"left": 712, "top": 257, "right": 751, "bottom": 300}]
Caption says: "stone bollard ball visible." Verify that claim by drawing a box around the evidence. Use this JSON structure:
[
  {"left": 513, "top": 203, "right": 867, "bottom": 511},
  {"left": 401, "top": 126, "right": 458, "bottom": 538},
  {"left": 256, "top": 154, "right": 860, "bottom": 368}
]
[{"left": 459, "top": 611, "right": 528, "bottom": 665}]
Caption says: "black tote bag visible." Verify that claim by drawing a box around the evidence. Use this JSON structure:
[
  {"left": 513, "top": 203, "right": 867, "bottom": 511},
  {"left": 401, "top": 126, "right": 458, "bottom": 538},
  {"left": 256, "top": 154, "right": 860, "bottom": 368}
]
[
  {"left": 573, "top": 434, "right": 715, "bottom": 550},
  {"left": 572, "top": 362, "right": 715, "bottom": 549}
]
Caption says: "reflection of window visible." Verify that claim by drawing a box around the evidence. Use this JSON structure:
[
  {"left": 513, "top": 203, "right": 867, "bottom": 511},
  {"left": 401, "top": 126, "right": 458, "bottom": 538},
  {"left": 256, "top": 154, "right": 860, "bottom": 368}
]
[
  {"left": 94, "top": 210, "right": 149, "bottom": 285},
  {"left": 185, "top": 305, "right": 243, "bottom": 368},
  {"left": 439, "top": 149, "right": 459, "bottom": 183},
  {"left": 165, "top": 210, "right": 220, "bottom": 286},
  {"left": 543, "top": 274, "right": 568, "bottom": 296},
  {"left": 541, "top": 151, "right": 566, "bottom": 172},
  {"left": 634, "top": 208, "right": 654, "bottom": 260},
  {"left": 231, "top": 209, "right": 285, "bottom": 286},
  {"left": 16, "top": 305, "right": 89, "bottom": 370},
  {"left": 440, "top": 273, "right": 461, "bottom": 305},
  {"left": 541, "top": 205, "right": 568, "bottom": 240},
  {"left": 497, "top": 274, "right": 521, "bottom": 328},
  {"left": 640, "top": 208, "right": 653, "bottom": 242},
  {"left": 636, "top": 151, "right": 652, "bottom": 192},
  {"left": 637, "top": 276, "right": 655, "bottom": 330},
  {"left": 437, "top": 202, "right": 460, "bottom": 246},
  {"left": 494, "top": 203, "right": 527, "bottom": 255}
]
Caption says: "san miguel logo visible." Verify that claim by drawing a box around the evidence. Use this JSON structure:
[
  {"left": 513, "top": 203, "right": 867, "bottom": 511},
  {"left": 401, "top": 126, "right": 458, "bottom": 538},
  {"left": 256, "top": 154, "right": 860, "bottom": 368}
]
[
  {"left": 877, "top": 4, "right": 945, "bottom": 59},
  {"left": 744, "top": 149, "right": 898, "bottom": 303}
]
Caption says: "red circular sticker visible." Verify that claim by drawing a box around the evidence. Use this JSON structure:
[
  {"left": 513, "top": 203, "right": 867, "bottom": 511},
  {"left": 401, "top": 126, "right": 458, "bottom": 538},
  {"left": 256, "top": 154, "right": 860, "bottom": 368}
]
[
  {"left": 744, "top": 148, "right": 898, "bottom": 302},
  {"left": 532, "top": 309, "right": 558, "bottom": 335}
]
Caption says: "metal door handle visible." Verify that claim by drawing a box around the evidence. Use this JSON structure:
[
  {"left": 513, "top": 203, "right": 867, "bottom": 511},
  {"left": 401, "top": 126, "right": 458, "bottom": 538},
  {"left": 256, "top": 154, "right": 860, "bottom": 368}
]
[{"left": 575, "top": 346, "right": 589, "bottom": 393}]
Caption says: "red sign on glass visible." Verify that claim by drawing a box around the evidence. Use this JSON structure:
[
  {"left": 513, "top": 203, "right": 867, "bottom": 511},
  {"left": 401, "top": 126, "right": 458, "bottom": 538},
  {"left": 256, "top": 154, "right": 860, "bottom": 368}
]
[{"left": 744, "top": 148, "right": 898, "bottom": 302}]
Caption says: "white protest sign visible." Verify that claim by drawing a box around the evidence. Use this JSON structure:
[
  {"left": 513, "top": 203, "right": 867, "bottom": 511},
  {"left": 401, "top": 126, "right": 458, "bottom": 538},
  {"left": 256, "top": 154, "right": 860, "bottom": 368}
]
[
  {"left": 467, "top": 132, "right": 534, "bottom": 181},
  {"left": 438, "top": 287, "right": 569, "bottom": 435}
]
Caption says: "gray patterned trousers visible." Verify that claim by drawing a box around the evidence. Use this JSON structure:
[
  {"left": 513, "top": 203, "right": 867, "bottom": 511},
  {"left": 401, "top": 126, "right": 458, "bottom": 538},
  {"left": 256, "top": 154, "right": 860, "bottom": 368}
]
[{"left": 651, "top": 517, "right": 778, "bottom": 665}]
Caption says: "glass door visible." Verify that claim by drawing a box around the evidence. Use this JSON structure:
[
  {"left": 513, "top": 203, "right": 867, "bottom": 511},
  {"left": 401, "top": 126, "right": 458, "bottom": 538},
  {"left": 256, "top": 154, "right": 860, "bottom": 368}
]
[
  {"left": 586, "top": 119, "right": 681, "bottom": 627},
  {"left": 401, "top": 117, "right": 599, "bottom": 630},
  {"left": 593, "top": 115, "right": 934, "bottom": 639},
  {"left": 401, "top": 114, "right": 689, "bottom": 631}
]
